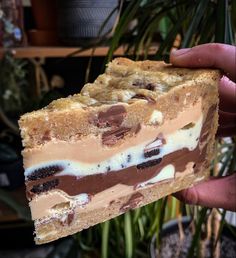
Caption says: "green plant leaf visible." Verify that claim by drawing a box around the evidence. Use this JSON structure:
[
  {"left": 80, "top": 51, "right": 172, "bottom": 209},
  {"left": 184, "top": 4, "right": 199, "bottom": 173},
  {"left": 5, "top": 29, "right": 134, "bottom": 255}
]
[
  {"left": 101, "top": 221, "right": 110, "bottom": 258},
  {"left": 181, "top": 0, "right": 209, "bottom": 48},
  {"left": 186, "top": 207, "right": 209, "bottom": 258},
  {"left": 215, "top": 0, "right": 227, "bottom": 43},
  {"left": 124, "top": 212, "right": 133, "bottom": 258}
]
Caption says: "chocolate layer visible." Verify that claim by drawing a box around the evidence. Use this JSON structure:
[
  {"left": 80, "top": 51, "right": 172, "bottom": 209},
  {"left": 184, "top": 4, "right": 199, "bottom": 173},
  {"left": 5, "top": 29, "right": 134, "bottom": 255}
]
[{"left": 26, "top": 106, "right": 215, "bottom": 200}]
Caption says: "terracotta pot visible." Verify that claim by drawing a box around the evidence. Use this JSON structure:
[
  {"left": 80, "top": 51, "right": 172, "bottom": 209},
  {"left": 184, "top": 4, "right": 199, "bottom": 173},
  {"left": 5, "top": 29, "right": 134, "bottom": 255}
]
[
  {"left": 28, "top": 29, "right": 59, "bottom": 46},
  {"left": 30, "top": 0, "right": 57, "bottom": 30}
]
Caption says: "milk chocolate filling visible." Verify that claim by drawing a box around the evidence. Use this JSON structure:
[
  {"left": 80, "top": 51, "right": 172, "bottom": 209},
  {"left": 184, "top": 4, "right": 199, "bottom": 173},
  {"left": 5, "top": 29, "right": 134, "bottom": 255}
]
[{"left": 26, "top": 105, "right": 216, "bottom": 200}]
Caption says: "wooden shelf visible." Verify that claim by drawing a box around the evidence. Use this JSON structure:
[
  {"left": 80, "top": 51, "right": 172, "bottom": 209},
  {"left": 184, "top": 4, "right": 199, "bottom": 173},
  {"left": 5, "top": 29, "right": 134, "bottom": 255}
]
[{"left": 0, "top": 45, "right": 158, "bottom": 59}]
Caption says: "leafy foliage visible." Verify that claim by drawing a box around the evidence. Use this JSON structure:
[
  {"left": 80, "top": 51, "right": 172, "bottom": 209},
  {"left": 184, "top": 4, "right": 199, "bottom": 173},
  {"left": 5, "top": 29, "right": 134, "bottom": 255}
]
[{"left": 106, "top": 0, "right": 235, "bottom": 62}]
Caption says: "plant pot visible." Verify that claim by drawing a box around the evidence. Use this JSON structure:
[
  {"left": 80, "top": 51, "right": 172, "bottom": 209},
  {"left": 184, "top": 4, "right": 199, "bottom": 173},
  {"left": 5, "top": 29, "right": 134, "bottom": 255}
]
[
  {"left": 28, "top": 29, "right": 59, "bottom": 46},
  {"left": 57, "top": 0, "right": 119, "bottom": 46},
  {"left": 30, "top": 0, "right": 57, "bottom": 30},
  {"left": 150, "top": 217, "right": 236, "bottom": 258}
]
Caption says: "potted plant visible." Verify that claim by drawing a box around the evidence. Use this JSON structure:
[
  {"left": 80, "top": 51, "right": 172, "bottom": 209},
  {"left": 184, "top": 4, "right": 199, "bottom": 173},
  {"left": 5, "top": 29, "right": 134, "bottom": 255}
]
[{"left": 57, "top": 0, "right": 120, "bottom": 46}]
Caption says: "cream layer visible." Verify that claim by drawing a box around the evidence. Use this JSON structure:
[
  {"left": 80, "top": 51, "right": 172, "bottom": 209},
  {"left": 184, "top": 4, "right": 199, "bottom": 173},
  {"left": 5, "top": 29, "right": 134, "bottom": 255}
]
[
  {"left": 24, "top": 100, "right": 202, "bottom": 176},
  {"left": 30, "top": 162, "right": 194, "bottom": 220}
]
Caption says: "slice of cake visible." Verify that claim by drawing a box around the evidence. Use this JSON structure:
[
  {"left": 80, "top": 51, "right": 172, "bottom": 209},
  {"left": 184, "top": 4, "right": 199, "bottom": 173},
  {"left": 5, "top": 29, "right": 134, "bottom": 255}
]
[{"left": 19, "top": 58, "right": 220, "bottom": 244}]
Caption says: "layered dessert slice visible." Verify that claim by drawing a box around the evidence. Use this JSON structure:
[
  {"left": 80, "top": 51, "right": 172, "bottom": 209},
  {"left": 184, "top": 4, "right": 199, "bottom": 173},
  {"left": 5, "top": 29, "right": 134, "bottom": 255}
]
[{"left": 19, "top": 58, "right": 220, "bottom": 244}]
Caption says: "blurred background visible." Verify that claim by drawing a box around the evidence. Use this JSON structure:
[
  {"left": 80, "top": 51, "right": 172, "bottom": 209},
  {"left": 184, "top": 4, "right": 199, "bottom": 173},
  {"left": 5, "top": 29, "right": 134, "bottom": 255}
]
[{"left": 0, "top": 0, "right": 235, "bottom": 257}]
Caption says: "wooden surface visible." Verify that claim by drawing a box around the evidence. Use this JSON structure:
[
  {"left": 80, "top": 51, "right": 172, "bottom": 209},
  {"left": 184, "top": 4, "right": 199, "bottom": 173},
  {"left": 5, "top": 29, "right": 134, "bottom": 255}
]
[{"left": 0, "top": 45, "right": 158, "bottom": 59}]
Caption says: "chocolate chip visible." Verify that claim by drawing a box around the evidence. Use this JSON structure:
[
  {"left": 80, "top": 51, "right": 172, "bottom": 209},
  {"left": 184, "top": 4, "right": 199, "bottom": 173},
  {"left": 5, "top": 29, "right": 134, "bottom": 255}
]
[
  {"left": 132, "top": 81, "right": 155, "bottom": 91},
  {"left": 181, "top": 123, "right": 195, "bottom": 130},
  {"left": 144, "top": 148, "right": 160, "bottom": 158},
  {"left": 131, "top": 94, "right": 156, "bottom": 104},
  {"left": 30, "top": 179, "right": 59, "bottom": 194},
  {"left": 27, "top": 165, "right": 64, "bottom": 181},
  {"left": 127, "top": 154, "right": 131, "bottom": 163},
  {"left": 146, "top": 83, "right": 155, "bottom": 91},
  {"left": 137, "top": 158, "right": 162, "bottom": 169},
  {"left": 95, "top": 105, "right": 127, "bottom": 128},
  {"left": 120, "top": 192, "right": 143, "bottom": 212},
  {"left": 102, "top": 127, "right": 131, "bottom": 146},
  {"left": 60, "top": 210, "right": 75, "bottom": 226},
  {"left": 174, "top": 95, "right": 180, "bottom": 102},
  {"left": 67, "top": 211, "right": 75, "bottom": 225},
  {"left": 42, "top": 130, "right": 51, "bottom": 141},
  {"left": 134, "top": 123, "right": 141, "bottom": 134}
]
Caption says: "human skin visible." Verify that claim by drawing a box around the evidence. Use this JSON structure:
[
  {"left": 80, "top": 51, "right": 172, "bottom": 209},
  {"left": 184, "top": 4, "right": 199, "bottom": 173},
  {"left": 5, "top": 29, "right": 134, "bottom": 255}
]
[{"left": 170, "top": 43, "right": 236, "bottom": 211}]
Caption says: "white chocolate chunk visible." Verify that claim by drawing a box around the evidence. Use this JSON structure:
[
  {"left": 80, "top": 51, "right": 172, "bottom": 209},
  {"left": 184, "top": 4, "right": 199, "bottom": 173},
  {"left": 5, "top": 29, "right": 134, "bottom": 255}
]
[{"left": 148, "top": 110, "right": 163, "bottom": 124}]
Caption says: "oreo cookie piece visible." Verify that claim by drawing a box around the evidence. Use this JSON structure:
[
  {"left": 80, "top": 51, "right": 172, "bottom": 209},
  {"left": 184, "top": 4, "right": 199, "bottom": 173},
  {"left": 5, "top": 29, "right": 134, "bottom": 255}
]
[
  {"left": 144, "top": 148, "right": 160, "bottom": 158},
  {"left": 27, "top": 165, "right": 64, "bottom": 181},
  {"left": 137, "top": 158, "right": 162, "bottom": 169},
  {"left": 30, "top": 179, "right": 59, "bottom": 194}
]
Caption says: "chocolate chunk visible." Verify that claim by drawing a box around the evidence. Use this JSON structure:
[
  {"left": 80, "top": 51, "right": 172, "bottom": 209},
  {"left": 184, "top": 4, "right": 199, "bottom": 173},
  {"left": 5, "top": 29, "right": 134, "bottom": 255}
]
[
  {"left": 67, "top": 211, "right": 75, "bottom": 225},
  {"left": 133, "top": 123, "right": 141, "bottom": 134},
  {"left": 144, "top": 148, "right": 160, "bottom": 158},
  {"left": 95, "top": 105, "right": 127, "bottom": 128},
  {"left": 60, "top": 210, "right": 75, "bottom": 226},
  {"left": 120, "top": 192, "right": 143, "bottom": 212},
  {"left": 132, "top": 80, "right": 155, "bottom": 91},
  {"left": 146, "top": 83, "right": 156, "bottom": 91},
  {"left": 131, "top": 94, "right": 156, "bottom": 104},
  {"left": 42, "top": 130, "right": 51, "bottom": 141},
  {"left": 102, "top": 127, "right": 131, "bottom": 146},
  {"left": 27, "top": 165, "right": 64, "bottom": 181},
  {"left": 137, "top": 158, "right": 162, "bottom": 169},
  {"left": 30, "top": 179, "right": 59, "bottom": 194},
  {"left": 181, "top": 122, "right": 195, "bottom": 130}
]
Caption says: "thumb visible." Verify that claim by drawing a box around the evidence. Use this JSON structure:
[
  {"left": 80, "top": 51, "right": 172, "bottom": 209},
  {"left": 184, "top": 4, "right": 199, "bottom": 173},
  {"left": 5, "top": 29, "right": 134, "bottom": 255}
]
[{"left": 173, "top": 173, "right": 236, "bottom": 211}]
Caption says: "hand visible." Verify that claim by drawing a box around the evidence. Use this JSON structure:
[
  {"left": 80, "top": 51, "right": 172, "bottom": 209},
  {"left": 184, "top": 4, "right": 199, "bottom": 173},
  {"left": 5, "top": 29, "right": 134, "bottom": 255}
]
[
  {"left": 170, "top": 43, "right": 236, "bottom": 137},
  {"left": 170, "top": 43, "right": 236, "bottom": 211}
]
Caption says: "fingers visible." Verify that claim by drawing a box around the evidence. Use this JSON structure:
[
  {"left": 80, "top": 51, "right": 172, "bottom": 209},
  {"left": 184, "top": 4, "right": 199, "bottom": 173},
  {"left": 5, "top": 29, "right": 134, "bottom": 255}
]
[
  {"left": 170, "top": 43, "right": 236, "bottom": 82},
  {"left": 219, "top": 76, "right": 236, "bottom": 113},
  {"left": 173, "top": 173, "right": 236, "bottom": 211},
  {"left": 217, "top": 76, "right": 236, "bottom": 137},
  {"left": 170, "top": 44, "right": 236, "bottom": 137}
]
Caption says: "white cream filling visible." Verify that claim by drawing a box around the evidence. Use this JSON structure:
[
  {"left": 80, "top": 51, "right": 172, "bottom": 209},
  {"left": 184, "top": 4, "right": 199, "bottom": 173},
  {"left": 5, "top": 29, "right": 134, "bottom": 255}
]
[
  {"left": 137, "top": 164, "right": 175, "bottom": 188},
  {"left": 25, "top": 114, "right": 203, "bottom": 178}
]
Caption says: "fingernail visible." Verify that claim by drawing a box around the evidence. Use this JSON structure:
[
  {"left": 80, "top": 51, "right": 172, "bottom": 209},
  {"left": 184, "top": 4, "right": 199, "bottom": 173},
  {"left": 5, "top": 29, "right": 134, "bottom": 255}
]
[{"left": 172, "top": 48, "right": 191, "bottom": 56}]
